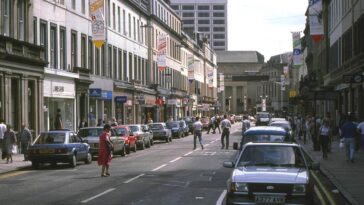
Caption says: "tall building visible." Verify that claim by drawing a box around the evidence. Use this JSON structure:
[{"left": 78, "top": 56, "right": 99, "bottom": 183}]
[{"left": 170, "top": 0, "right": 228, "bottom": 51}]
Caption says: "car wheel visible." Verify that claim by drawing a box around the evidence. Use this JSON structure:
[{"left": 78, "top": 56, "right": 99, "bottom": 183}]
[
  {"left": 150, "top": 139, "right": 154, "bottom": 146},
  {"left": 165, "top": 137, "right": 169, "bottom": 143},
  {"left": 31, "top": 161, "right": 39, "bottom": 169},
  {"left": 120, "top": 146, "right": 126, "bottom": 157},
  {"left": 85, "top": 153, "right": 92, "bottom": 164},
  {"left": 132, "top": 143, "right": 137, "bottom": 152},
  {"left": 70, "top": 154, "right": 77, "bottom": 168},
  {"left": 139, "top": 142, "right": 145, "bottom": 150},
  {"left": 169, "top": 136, "right": 172, "bottom": 142},
  {"left": 146, "top": 140, "right": 151, "bottom": 148},
  {"left": 125, "top": 145, "right": 130, "bottom": 154}
]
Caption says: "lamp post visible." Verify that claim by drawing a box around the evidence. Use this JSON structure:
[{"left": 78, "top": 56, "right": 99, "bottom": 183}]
[
  {"left": 260, "top": 95, "right": 268, "bottom": 112},
  {"left": 228, "top": 96, "right": 232, "bottom": 114},
  {"left": 244, "top": 95, "right": 247, "bottom": 113}
]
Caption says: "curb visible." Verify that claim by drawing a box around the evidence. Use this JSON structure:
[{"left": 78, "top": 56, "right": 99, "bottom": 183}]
[{"left": 301, "top": 145, "right": 359, "bottom": 205}]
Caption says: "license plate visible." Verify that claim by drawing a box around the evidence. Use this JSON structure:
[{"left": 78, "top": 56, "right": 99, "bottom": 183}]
[
  {"left": 39, "top": 149, "right": 55, "bottom": 154},
  {"left": 255, "top": 195, "right": 285, "bottom": 204}
]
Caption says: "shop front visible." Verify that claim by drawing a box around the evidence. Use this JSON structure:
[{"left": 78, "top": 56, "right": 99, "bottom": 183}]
[
  {"left": 138, "top": 94, "right": 156, "bottom": 124},
  {"left": 43, "top": 78, "right": 76, "bottom": 131},
  {"left": 88, "top": 89, "right": 113, "bottom": 126}
]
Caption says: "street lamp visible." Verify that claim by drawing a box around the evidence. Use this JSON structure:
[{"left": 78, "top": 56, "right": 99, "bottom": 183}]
[
  {"left": 260, "top": 95, "right": 268, "bottom": 112},
  {"left": 228, "top": 96, "right": 232, "bottom": 114}
]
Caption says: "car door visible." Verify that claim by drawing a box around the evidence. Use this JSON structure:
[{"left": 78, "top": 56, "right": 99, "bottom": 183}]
[
  {"left": 69, "top": 132, "right": 85, "bottom": 160},
  {"left": 144, "top": 125, "right": 152, "bottom": 140},
  {"left": 111, "top": 129, "right": 123, "bottom": 152}
]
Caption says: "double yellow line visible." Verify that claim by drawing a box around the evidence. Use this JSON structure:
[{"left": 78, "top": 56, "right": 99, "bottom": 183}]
[
  {"left": 0, "top": 171, "right": 29, "bottom": 180},
  {"left": 311, "top": 170, "right": 337, "bottom": 205}
]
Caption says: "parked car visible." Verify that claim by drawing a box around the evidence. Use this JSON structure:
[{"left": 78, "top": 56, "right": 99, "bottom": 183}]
[
  {"left": 148, "top": 123, "right": 172, "bottom": 143},
  {"left": 167, "top": 121, "right": 184, "bottom": 138},
  {"left": 77, "top": 127, "right": 126, "bottom": 157},
  {"left": 223, "top": 142, "right": 319, "bottom": 205},
  {"left": 179, "top": 120, "right": 189, "bottom": 136},
  {"left": 181, "top": 117, "right": 196, "bottom": 133},
  {"left": 235, "top": 115, "right": 243, "bottom": 122},
  {"left": 256, "top": 112, "right": 271, "bottom": 126},
  {"left": 234, "top": 126, "right": 291, "bottom": 151},
  {"left": 269, "top": 120, "right": 293, "bottom": 137},
  {"left": 28, "top": 130, "right": 92, "bottom": 168},
  {"left": 127, "top": 124, "right": 152, "bottom": 150},
  {"left": 114, "top": 125, "right": 137, "bottom": 154},
  {"left": 200, "top": 117, "right": 210, "bottom": 130},
  {"left": 141, "top": 124, "right": 154, "bottom": 146}
]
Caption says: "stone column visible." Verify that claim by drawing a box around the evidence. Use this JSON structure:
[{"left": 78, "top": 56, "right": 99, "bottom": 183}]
[
  {"left": 37, "top": 78, "right": 44, "bottom": 135},
  {"left": 21, "top": 75, "right": 29, "bottom": 126},
  {"left": 232, "top": 86, "right": 237, "bottom": 114}
]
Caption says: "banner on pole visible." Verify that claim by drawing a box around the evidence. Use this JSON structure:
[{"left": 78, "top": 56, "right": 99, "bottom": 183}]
[
  {"left": 309, "top": 0, "right": 324, "bottom": 41},
  {"left": 292, "top": 32, "right": 303, "bottom": 68},
  {"left": 187, "top": 54, "right": 194, "bottom": 83},
  {"left": 157, "top": 34, "right": 167, "bottom": 71},
  {"left": 90, "top": 0, "right": 105, "bottom": 48},
  {"left": 219, "top": 73, "right": 224, "bottom": 91}
]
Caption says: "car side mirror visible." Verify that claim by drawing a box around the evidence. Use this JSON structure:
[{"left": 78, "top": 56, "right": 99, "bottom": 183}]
[
  {"left": 310, "top": 162, "right": 320, "bottom": 170},
  {"left": 223, "top": 161, "right": 234, "bottom": 168}
]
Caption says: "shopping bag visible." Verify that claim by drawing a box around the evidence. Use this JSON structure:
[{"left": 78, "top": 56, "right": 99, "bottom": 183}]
[{"left": 11, "top": 145, "right": 18, "bottom": 154}]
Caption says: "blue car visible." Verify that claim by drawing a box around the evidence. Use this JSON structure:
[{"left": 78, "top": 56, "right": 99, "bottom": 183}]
[{"left": 28, "top": 130, "right": 92, "bottom": 168}]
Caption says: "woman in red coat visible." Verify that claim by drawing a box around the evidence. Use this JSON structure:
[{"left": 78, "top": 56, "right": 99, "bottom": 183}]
[{"left": 98, "top": 124, "right": 113, "bottom": 177}]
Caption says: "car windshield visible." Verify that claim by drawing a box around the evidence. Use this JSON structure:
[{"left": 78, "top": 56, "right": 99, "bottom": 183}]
[
  {"left": 129, "top": 126, "right": 140, "bottom": 132},
  {"left": 271, "top": 123, "right": 291, "bottom": 130},
  {"left": 238, "top": 145, "right": 306, "bottom": 168},
  {"left": 167, "top": 122, "right": 180, "bottom": 128},
  {"left": 258, "top": 113, "right": 270, "bottom": 118},
  {"left": 242, "top": 134, "right": 286, "bottom": 144},
  {"left": 149, "top": 124, "right": 164, "bottom": 130},
  {"left": 78, "top": 128, "right": 102, "bottom": 138},
  {"left": 34, "top": 133, "right": 66, "bottom": 144},
  {"left": 115, "top": 128, "right": 127, "bottom": 136}
]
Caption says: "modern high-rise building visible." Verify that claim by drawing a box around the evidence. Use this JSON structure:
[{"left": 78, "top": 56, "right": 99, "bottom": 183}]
[{"left": 170, "top": 0, "right": 228, "bottom": 51}]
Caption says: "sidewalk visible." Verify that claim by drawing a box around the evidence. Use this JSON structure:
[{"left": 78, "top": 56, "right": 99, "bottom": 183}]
[
  {"left": 0, "top": 153, "right": 31, "bottom": 174},
  {"left": 298, "top": 137, "right": 364, "bottom": 205}
]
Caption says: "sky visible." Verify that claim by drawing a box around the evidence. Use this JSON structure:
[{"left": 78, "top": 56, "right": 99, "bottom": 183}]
[{"left": 228, "top": 0, "right": 309, "bottom": 61}]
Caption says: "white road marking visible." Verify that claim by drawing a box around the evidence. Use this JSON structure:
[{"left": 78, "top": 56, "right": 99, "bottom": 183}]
[
  {"left": 81, "top": 188, "right": 115, "bottom": 203},
  {"left": 211, "top": 152, "right": 217, "bottom": 156},
  {"left": 184, "top": 151, "right": 193, "bottom": 156},
  {"left": 123, "top": 173, "right": 145, "bottom": 184},
  {"left": 204, "top": 144, "right": 210, "bottom": 147},
  {"left": 151, "top": 164, "right": 167, "bottom": 171},
  {"left": 169, "top": 157, "right": 182, "bottom": 163},
  {"left": 216, "top": 190, "right": 227, "bottom": 205}
]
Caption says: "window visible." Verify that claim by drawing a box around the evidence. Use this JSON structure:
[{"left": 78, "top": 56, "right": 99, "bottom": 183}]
[
  {"left": 96, "top": 47, "right": 100, "bottom": 75},
  {"left": 213, "top": 20, "right": 225, "bottom": 24},
  {"left": 137, "top": 19, "right": 140, "bottom": 42},
  {"left": 17, "top": 1, "right": 25, "bottom": 40},
  {"left": 198, "top": 5, "right": 209, "bottom": 10},
  {"left": 213, "top": 12, "right": 225, "bottom": 17},
  {"left": 112, "top": 3, "right": 115, "bottom": 30},
  {"left": 81, "top": 34, "right": 87, "bottom": 68},
  {"left": 123, "top": 51, "right": 127, "bottom": 81},
  {"left": 198, "top": 27, "right": 210, "bottom": 32},
  {"left": 107, "top": 45, "right": 112, "bottom": 77},
  {"left": 101, "top": 45, "right": 105, "bottom": 76},
  {"left": 213, "top": 41, "right": 225, "bottom": 46},
  {"left": 128, "top": 13, "right": 131, "bottom": 37},
  {"left": 198, "top": 12, "right": 210, "bottom": 17},
  {"left": 182, "top": 5, "right": 194, "bottom": 10},
  {"left": 171, "top": 5, "right": 179, "bottom": 10},
  {"left": 88, "top": 37, "right": 94, "bottom": 73},
  {"left": 213, "top": 27, "right": 225, "bottom": 32},
  {"left": 133, "top": 16, "right": 136, "bottom": 40},
  {"left": 33, "top": 17, "right": 37, "bottom": 44},
  {"left": 123, "top": 10, "right": 126, "bottom": 34},
  {"left": 81, "top": 0, "right": 85, "bottom": 14},
  {"left": 118, "top": 49, "right": 122, "bottom": 80},
  {"left": 60, "top": 27, "right": 66, "bottom": 70},
  {"left": 40, "top": 20, "right": 48, "bottom": 61},
  {"left": 213, "top": 5, "right": 225, "bottom": 10},
  {"left": 50, "top": 25, "right": 57, "bottom": 69},
  {"left": 183, "top": 19, "right": 195, "bottom": 24},
  {"left": 71, "top": 0, "right": 75, "bottom": 9},
  {"left": 118, "top": 7, "right": 121, "bottom": 32},
  {"left": 198, "top": 20, "right": 209, "bottom": 24},
  {"left": 129, "top": 53, "right": 133, "bottom": 81},
  {"left": 71, "top": 31, "right": 77, "bottom": 70},
  {"left": 107, "top": 0, "right": 110, "bottom": 26},
  {"left": 2, "top": 0, "right": 10, "bottom": 36},
  {"left": 182, "top": 12, "right": 194, "bottom": 17},
  {"left": 213, "top": 34, "right": 225, "bottom": 39}
]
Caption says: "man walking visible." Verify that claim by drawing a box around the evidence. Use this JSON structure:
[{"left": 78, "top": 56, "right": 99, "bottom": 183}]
[
  {"left": 19, "top": 123, "right": 32, "bottom": 161},
  {"left": 220, "top": 114, "right": 231, "bottom": 149},
  {"left": 193, "top": 117, "right": 204, "bottom": 150},
  {"left": 357, "top": 118, "right": 364, "bottom": 151},
  {"left": 341, "top": 114, "right": 357, "bottom": 163},
  {"left": 0, "top": 119, "right": 6, "bottom": 153}
]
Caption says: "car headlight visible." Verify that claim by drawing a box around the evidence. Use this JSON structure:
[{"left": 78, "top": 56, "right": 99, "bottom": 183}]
[
  {"left": 230, "top": 182, "right": 249, "bottom": 192},
  {"left": 292, "top": 184, "right": 306, "bottom": 193}
]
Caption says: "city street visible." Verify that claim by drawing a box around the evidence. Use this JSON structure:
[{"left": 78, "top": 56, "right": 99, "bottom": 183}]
[{"left": 0, "top": 124, "right": 242, "bottom": 205}]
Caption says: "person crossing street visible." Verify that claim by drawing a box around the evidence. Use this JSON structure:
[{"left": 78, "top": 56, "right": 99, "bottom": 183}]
[
  {"left": 193, "top": 117, "right": 204, "bottom": 150},
  {"left": 220, "top": 114, "right": 231, "bottom": 149}
]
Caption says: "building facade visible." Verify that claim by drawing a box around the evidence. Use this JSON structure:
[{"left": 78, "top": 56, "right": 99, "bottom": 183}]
[{"left": 170, "top": 0, "right": 228, "bottom": 51}]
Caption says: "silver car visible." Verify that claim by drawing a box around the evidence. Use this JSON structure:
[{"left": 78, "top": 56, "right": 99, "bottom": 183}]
[
  {"left": 127, "top": 124, "right": 152, "bottom": 150},
  {"left": 148, "top": 122, "right": 172, "bottom": 143},
  {"left": 223, "top": 142, "right": 319, "bottom": 205}
]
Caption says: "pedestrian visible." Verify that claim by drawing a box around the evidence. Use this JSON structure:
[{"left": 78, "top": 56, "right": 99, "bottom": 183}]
[
  {"left": 242, "top": 115, "right": 250, "bottom": 133},
  {"left": 98, "top": 124, "right": 113, "bottom": 177},
  {"left": 207, "top": 115, "right": 215, "bottom": 134},
  {"left": 356, "top": 118, "right": 364, "bottom": 151},
  {"left": 78, "top": 118, "right": 88, "bottom": 129},
  {"left": 192, "top": 117, "right": 204, "bottom": 150},
  {"left": 54, "top": 108, "right": 63, "bottom": 130},
  {"left": 214, "top": 115, "right": 221, "bottom": 134},
  {"left": 0, "top": 119, "right": 6, "bottom": 153},
  {"left": 97, "top": 119, "right": 104, "bottom": 126},
  {"left": 309, "top": 117, "right": 321, "bottom": 151},
  {"left": 319, "top": 119, "right": 331, "bottom": 159},
  {"left": 19, "top": 123, "right": 32, "bottom": 161},
  {"left": 2, "top": 125, "right": 17, "bottom": 163},
  {"left": 111, "top": 117, "right": 118, "bottom": 127},
  {"left": 220, "top": 114, "right": 231, "bottom": 149},
  {"left": 341, "top": 114, "right": 357, "bottom": 163}
]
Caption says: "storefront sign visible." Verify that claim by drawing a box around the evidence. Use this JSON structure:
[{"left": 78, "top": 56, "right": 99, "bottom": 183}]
[
  {"left": 53, "top": 86, "right": 64, "bottom": 92},
  {"left": 167, "top": 99, "right": 178, "bottom": 105},
  {"left": 115, "top": 96, "right": 127, "bottom": 103},
  {"left": 44, "top": 79, "right": 75, "bottom": 98},
  {"left": 343, "top": 74, "right": 364, "bottom": 83},
  {"left": 89, "top": 88, "right": 102, "bottom": 98},
  {"left": 125, "top": 100, "right": 133, "bottom": 106},
  {"left": 101, "top": 90, "right": 112, "bottom": 100}
]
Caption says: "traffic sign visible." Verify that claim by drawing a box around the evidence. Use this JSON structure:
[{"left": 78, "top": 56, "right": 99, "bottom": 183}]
[{"left": 343, "top": 74, "right": 364, "bottom": 83}]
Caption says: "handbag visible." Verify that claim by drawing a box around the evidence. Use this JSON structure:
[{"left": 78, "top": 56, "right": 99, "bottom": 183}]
[
  {"left": 105, "top": 141, "right": 113, "bottom": 152},
  {"left": 339, "top": 139, "right": 345, "bottom": 149},
  {"left": 11, "top": 145, "right": 18, "bottom": 154}
]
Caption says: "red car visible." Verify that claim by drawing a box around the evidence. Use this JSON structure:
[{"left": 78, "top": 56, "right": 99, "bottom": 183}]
[{"left": 114, "top": 125, "right": 137, "bottom": 154}]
